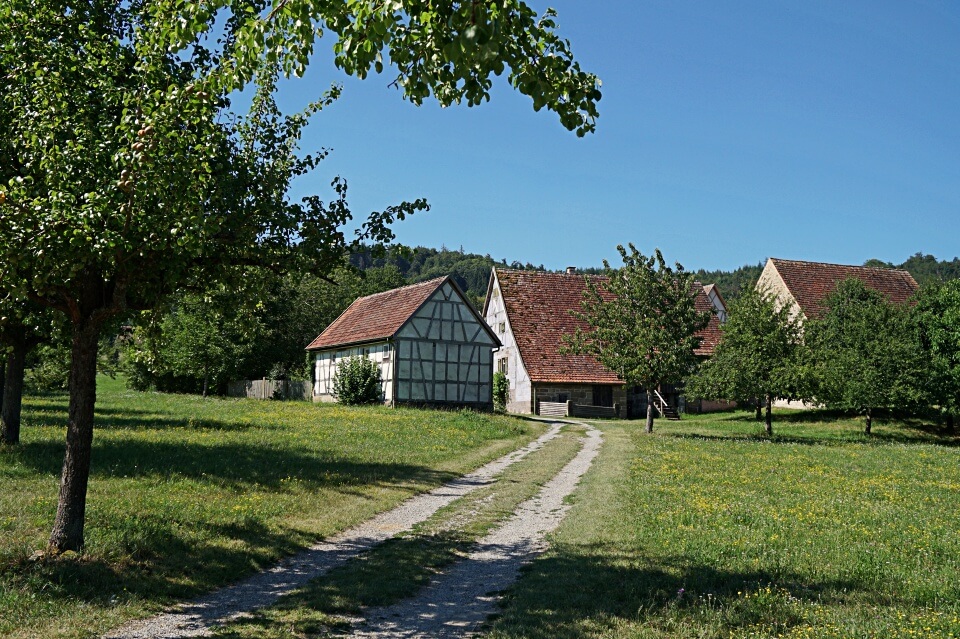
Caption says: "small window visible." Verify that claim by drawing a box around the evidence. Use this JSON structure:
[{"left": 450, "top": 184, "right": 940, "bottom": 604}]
[
  {"left": 498, "top": 322, "right": 506, "bottom": 334},
  {"left": 498, "top": 358, "right": 508, "bottom": 374},
  {"left": 492, "top": 289, "right": 500, "bottom": 299}
]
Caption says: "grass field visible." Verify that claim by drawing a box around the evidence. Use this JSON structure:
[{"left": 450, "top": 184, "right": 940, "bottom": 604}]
[
  {"left": 0, "top": 377, "right": 543, "bottom": 639},
  {"left": 487, "top": 411, "right": 960, "bottom": 639},
  {"left": 5, "top": 386, "right": 960, "bottom": 639}
]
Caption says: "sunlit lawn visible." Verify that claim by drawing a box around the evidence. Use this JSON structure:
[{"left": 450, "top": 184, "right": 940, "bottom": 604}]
[
  {"left": 0, "top": 376, "right": 542, "bottom": 639},
  {"left": 487, "top": 410, "right": 960, "bottom": 639}
]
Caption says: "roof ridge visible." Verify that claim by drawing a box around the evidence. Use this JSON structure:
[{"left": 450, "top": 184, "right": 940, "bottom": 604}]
[
  {"left": 771, "top": 257, "right": 914, "bottom": 276},
  {"left": 352, "top": 275, "right": 448, "bottom": 302}
]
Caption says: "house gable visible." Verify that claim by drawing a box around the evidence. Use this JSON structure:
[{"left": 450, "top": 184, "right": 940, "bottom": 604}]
[
  {"left": 396, "top": 280, "right": 498, "bottom": 346},
  {"left": 392, "top": 279, "right": 499, "bottom": 406}
]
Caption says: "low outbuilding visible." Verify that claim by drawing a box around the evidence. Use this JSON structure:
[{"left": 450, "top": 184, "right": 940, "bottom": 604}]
[{"left": 306, "top": 276, "right": 501, "bottom": 409}]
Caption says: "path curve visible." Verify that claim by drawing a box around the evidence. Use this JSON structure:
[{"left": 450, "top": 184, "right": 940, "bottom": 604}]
[
  {"left": 104, "top": 423, "right": 565, "bottom": 639},
  {"left": 349, "top": 421, "right": 602, "bottom": 638}
]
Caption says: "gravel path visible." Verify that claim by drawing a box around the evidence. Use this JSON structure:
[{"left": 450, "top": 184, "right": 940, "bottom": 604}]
[
  {"left": 103, "top": 423, "right": 564, "bottom": 639},
  {"left": 348, "top": 422, "right": 602, "bottom": 638}
]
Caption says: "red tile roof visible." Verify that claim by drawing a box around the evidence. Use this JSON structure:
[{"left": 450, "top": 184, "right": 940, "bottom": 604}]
[
  {"left": 306, "top": 277, "right": 448, "bottom": 351},
  {"left": 769, "top": 258, "right": 919, "bottom": 319},
  {"left": 494, "top": 269, "right": 722, "bottom": 385}
]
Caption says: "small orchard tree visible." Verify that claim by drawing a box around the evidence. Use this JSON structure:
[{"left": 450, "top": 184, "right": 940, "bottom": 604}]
[
  {"left": 1, "top": 0, "right": 598, "bottom": 553},
  {"left": 332, "top": 356, "right": 383, "bottom": 405},
  {"left": 686, "top": 287, "right": 802, "bottom": 435},
  {"left": 912, "top": 280, "right": 960, "bottom": 432},
  {"left": 564, "top": 245, "right": 711, "bottom": 433},
  {"left": 805, "top": 279, "right": 923, "bottom": 434}
]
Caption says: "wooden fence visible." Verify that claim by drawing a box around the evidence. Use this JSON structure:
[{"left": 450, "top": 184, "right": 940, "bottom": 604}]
[{"left": 227, "top": 379, "right": 312, "bottom": 401}]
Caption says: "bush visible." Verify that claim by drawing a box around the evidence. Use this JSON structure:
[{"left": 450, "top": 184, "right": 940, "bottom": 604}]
[
  {"left": 332, "top": 356, "right": 383, "bottom": 405},
  {"left": 493, "top": 371, "right": 509, "bottom": 412}
]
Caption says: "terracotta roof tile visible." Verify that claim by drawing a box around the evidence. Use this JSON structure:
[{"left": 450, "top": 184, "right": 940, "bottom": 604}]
[
  {"left": 306, "top": 277, "right": 448, "bottom": 350},
  {"left": 495, "top": 269, "right": 722, "bottom": 384},
  {"left": 769, "top": 258, "right": 919, "bottom": 319}
]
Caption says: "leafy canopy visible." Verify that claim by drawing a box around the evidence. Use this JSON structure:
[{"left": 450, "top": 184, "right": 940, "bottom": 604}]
[
  {"left": 688, "top": 287, "right": 801, "bottom": 404},
  {"left": 564, "top": 245, "right": 711, "bottom": 408},
  {"left": 153, "top": 0, "right": 601, "bottom": 136},
  {"left": 805, "top": 278, "right": 923, "bottom": 430},
  {"left": 912, "top": 280, "right": 960, "bottom": 422}
]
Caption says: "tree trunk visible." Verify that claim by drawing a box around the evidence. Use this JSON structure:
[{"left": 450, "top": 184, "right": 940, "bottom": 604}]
[
  {"left": 645, "top": 388, "right": 654, "bottom": 433},
  {"left": 946, "top": 412, "right": 955, "bottom": 434},
  {"left": 48, "top": 321, "right": 101, "bottom": 553},
  {"left": 755, "top": 398, "right": 762, "bottom": 421},
  {"left": 1, "top": 340, "right": 29, "bottom": 445},
  {"left": 0, "top": 358, "right": 5, "bottom": 414},
  {"left": 864, "top": 408, "right": 872, "bottom": 435},
  {"left": 765, "top": 394, "right": 773, "bottom": 436},
  {"left": 202, "top": 372, "right": 209, "bottom": 398}
]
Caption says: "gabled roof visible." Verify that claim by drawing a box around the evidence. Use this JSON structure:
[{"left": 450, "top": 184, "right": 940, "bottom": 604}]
[
  {"left": 766, "top": 258, "right": 919, "bottom": 319},
  {"left": 491, "top": 269, "right": 722, "bottom": 385},
  {"left": 306, "top": 277, "right": 448, "bottom": 351}
]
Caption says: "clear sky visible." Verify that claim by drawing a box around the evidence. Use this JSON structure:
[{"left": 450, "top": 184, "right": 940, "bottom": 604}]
[{"left": 276, "top": 0, "right": 960, "bottom": 272}]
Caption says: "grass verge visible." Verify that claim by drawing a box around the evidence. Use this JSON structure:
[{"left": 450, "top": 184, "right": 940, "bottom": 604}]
[
  {"left": 211, "top": 424, "right": 586, "bottom": 638},
  {"left": 486, "top": 411, "right": 960, "bottom": 639},
  {"left": 0, "top": 376, "right": 543, "bottom": 639}
]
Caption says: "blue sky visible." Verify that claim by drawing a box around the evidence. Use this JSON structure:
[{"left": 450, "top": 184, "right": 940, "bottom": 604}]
[{"left": 277, "top": 0, "right": 960, "bottom": 272}]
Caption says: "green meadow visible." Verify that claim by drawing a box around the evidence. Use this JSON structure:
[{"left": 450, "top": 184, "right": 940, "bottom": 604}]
[
  {"left": 4, "top": 382, "right": 960, "bottom": 639},
  {"left": 0, "top": 377, "right": 542, "bottom": 639},
  {"left": 487, "top": 412, "right": 960, "bottom": 639}
]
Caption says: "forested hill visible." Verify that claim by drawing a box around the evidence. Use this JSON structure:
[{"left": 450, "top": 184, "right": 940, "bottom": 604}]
[
  {"left": 865, "top": 253, "right": 960, "bottom": 285},
  {"left": 350, "top": 246, "right": 546, "bottom": 308},
  {"left": 351, "top": 247, "right": 960, "bottom": 307}
]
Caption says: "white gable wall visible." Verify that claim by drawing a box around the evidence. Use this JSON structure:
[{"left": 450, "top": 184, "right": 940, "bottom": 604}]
[
  {"left": 484, "top": 273, "right": 533, "bottom": 414},
  {"left": 313, "top": 341, "right": 394, "bottom": 403}
]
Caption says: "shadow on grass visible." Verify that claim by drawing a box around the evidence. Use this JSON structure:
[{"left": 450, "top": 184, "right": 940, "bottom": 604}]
[
  {"left": 490, "top": 543, "right": 897, "bottom": 639},
  {"left": 21, "top": 397, "right": 284, "bottom": 433},
  {"left": 6, "top": 514, "right": 319, "bottom": 612},
  {"left": 665, "top": 410, "right": 959, "bottom": 448},
  {"left": 13, "top": 438, "right": 459, "bottom": 491}
]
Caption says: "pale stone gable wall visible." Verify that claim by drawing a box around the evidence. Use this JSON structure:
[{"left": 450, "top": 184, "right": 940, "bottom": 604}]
[
  {"left": 756, "top": 259, "right": 804, "bottom": 323},
  {"left": 484, "top": 272, "right": 533, "bottom": 414}
]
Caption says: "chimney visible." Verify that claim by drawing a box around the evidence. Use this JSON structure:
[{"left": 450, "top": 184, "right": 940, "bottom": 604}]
[{"left": 566, "top": 266, "right": 577, "bottom": 275}]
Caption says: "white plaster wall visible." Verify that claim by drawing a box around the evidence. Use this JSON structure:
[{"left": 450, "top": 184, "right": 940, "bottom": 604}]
[
  {"left": 484, "top": 274, "right": 533, "bottom": 414},
  {"left": 706, "top": 288, "right": 727, "bottom": 322},
  {"left": 313, "top": 341, "right": 394, "bottom": 403},
  {"left": 756, "top": 259, "right": 804, "bottom": 323}
]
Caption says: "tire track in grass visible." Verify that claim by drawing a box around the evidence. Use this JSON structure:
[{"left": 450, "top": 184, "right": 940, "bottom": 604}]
[
  {"left": 103, "top": 423, "right": 564, "bottom": 639},
  {"left": 349, "top": 422, "right": 602, "bottom": 638}
]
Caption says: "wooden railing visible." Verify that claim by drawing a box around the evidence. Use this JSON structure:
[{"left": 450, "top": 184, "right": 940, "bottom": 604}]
[{"left": 653, "top": 390, "right": 680, "bottom": 419}]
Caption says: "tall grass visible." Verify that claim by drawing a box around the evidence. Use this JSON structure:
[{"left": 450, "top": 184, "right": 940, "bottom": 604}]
[
  {"left": 0, "top": 376, "right": 542, "bottom": 639},
  {"left": 488, "top": 411, "right": 960, "bottom": 639}
]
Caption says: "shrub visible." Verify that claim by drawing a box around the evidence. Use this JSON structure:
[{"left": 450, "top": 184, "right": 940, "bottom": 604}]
[
  {"left": 332, "top": 356, "right": 383, "bottom": 405},
  {"left": 493, "top": 371, "right": 509, "bottom": 412}
]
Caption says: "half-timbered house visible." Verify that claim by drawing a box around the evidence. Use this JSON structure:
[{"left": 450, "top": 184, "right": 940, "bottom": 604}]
[{"left": 307, "top": 276, "right": 500, "bottom": 409}]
